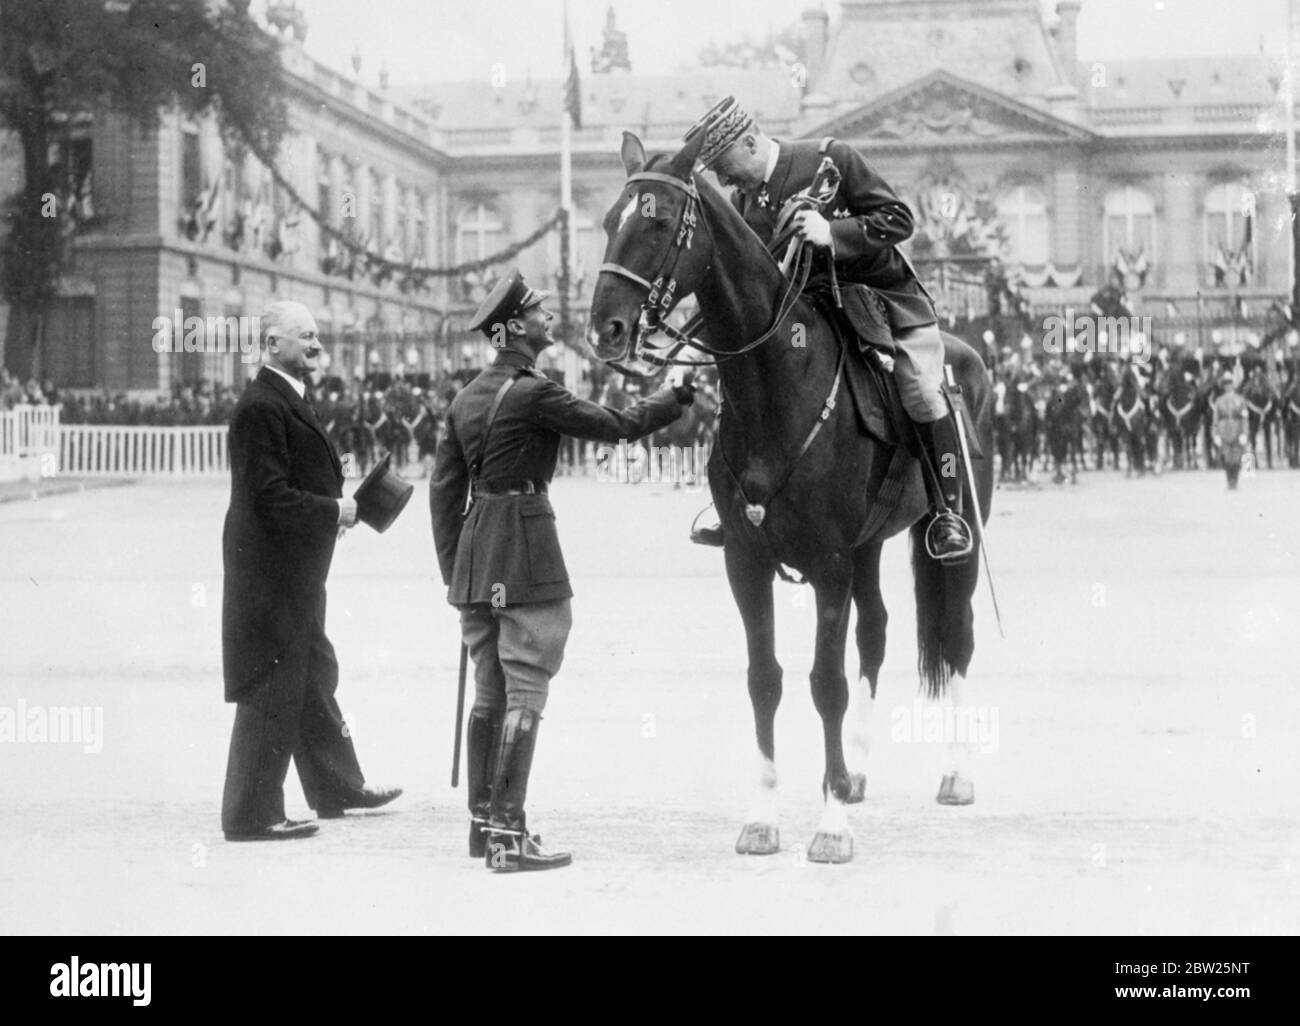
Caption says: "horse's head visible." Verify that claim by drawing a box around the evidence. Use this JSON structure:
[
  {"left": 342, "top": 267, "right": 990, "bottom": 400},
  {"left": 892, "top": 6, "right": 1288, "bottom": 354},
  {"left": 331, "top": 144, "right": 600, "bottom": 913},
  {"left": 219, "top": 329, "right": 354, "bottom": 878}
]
[{"left": 588, "top": 130, "right": 712, "bottom": 377}]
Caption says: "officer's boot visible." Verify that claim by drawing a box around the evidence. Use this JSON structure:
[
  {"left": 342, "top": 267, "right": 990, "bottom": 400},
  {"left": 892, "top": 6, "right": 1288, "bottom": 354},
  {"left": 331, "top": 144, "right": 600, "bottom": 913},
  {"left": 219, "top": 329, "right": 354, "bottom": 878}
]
[
  {"left": 914, "top": 413, "right": 975, "bottom": 564},
  {"left": 483, "top": 708, "right": 572, "bottom": 873},
  {"left": 465, "top": 707, "right": 502, "bottom": 858}
]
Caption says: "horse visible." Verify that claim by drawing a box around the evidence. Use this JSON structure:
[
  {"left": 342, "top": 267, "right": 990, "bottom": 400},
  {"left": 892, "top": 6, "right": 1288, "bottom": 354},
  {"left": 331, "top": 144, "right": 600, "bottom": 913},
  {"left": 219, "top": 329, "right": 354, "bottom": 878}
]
[
  {"left": 589, "top": 130, "right": 994, "bottom": 863},
  {"left": 1159, "top": 368, "right": 1201, "bottom": 470},
  {"left": 1197, "top": 370, "right": 1221, "bottom": 469},
  {"left": 1089, "top": 368, "right": 1121, "bottom": 470},
  {"left": 1241, "top": 370, "right": 1278, "bottom": 471},
  {"left": 331, "top": 394, "right": 376, "bottom": 478},
  {"left": 1043, "top": 377, "right": 1086, "bottom": 484},
  {"left": 375, "top": 382, "right": 418, "bottom": 473},
  {"left": 411, "top": 395, "right": 443, "bottom": 478},
  {"left": 1113, "top": 364, "right": 1147, "bottom": 476},
  {"left": 997, "top": 378, "right": 1039, "bottom": 483},
  {"left": 1281, "top": 372, "right": 1300, "bottom": 469}
]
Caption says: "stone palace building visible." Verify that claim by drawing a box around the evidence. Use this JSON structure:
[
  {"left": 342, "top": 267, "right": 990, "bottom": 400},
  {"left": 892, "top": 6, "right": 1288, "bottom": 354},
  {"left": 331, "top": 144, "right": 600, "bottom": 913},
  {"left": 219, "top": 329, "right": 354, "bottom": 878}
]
[{"left": 0, "top": 0, "right": 1286, "bottom": 394}]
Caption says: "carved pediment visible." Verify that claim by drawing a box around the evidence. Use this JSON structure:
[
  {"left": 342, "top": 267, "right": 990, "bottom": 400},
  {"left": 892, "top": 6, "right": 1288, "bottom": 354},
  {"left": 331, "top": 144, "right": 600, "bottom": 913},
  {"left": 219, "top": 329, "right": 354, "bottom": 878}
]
[{"left": 812, "top": 70, "right": 1093, "bottom": 146}]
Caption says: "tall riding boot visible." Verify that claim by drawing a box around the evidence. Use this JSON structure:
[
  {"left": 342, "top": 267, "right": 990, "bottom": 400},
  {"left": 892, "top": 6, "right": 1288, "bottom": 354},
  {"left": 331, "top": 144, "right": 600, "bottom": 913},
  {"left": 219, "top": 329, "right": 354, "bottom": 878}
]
[
  {"left": 915, "top": 413, "right": 975, "bottom": 564},
  {"left": 465, "top": 708, "right": 503, "bottom": 858},
  {"left": 484, "top": 708, "right": 572, "bottom": 873}
]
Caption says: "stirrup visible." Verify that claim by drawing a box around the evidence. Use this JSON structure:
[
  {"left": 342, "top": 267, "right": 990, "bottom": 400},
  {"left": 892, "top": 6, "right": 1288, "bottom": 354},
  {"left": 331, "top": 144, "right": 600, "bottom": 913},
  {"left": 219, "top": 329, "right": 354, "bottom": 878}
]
[
  {"left": 690, "top": 504, "right": 724, "bottom": 547},
  {"left": 924, "top": 510, "right": 974, "bottom": 564}
]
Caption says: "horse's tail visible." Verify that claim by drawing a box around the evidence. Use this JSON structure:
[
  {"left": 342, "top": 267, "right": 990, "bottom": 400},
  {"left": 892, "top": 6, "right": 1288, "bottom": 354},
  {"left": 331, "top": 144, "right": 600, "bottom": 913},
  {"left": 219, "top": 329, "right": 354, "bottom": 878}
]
[{"left": 910, "top": 525, "right": 979, "bottom": 700}]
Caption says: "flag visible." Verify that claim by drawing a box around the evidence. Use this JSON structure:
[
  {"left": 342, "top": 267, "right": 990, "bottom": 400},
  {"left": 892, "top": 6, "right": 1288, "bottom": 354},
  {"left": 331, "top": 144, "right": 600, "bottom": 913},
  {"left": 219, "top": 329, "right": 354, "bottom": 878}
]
[
  {"left": 563, "top": 3, "right": 582, "bottom": 129},
  {"left": 1234, "top": 211, "right": 1254, "bottom": 285}
]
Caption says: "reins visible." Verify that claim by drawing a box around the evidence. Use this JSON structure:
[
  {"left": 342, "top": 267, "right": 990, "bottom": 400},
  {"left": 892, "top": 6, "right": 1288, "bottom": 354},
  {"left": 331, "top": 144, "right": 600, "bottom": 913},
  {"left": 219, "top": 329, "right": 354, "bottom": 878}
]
[{"left": 598, "top": 164, "right": 834, "bottom": 375}]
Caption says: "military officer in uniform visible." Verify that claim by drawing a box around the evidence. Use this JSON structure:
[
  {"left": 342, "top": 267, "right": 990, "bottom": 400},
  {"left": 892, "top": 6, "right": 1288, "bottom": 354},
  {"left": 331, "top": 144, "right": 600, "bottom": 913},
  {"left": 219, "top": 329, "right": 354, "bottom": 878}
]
[
  {"left": 1212, "top": 372, "right": 1249, "bottom": 490},
  {"left": 429, "top": 270, "right": 694, "bottom": 872},
  {"left": 685, "top": 97, "right": 973, "bottom": 561}
]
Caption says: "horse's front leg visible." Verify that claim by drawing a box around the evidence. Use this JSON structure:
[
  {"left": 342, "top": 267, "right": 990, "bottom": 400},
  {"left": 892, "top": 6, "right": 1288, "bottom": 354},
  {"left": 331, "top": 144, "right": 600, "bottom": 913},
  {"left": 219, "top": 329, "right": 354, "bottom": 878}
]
[
  {"left": 807, "top": 563, "right": 856, "bottom": 864},
  {"left": 724, "top": 542, "right": 784, "bottom": 856}
]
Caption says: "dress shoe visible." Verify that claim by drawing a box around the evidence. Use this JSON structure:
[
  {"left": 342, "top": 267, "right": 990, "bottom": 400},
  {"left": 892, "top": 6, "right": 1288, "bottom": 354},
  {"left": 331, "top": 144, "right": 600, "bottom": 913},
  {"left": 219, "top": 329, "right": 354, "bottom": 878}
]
[
  {"left": 224, "top": 819, "right": 319, "bottom": 842},
  {"left": 316, "top": 784, "right": 403, "bottom": 819}
]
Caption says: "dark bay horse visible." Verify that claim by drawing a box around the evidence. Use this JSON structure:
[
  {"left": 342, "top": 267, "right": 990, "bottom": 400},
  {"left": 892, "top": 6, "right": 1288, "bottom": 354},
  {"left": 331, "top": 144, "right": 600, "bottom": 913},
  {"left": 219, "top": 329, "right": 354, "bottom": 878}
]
[
  {"left": 589, "top": 131, "right": 995, "bottom": 863},
  {"left": 1089, "top": 368, "right": 1121, "bottom": 470},
  {"left": 1044, "top": 378, "right": 1086, "bottom": 483},
  {"left": 996, "top": 378, "right": 1039, "bottom": 482},
  {"left": 1114, "top": 364, "right": 1148, "bottom": 475},
  {"left": 1159, "top": 368, "right": 1202, "bottom": 470}
]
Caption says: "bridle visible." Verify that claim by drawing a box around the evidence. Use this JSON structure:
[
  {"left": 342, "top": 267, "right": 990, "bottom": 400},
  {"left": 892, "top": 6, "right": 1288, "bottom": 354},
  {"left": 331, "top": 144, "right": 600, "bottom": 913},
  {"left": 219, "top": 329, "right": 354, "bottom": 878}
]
[{"left": 597, "top": 170, "right": 813, "bottom": 377}]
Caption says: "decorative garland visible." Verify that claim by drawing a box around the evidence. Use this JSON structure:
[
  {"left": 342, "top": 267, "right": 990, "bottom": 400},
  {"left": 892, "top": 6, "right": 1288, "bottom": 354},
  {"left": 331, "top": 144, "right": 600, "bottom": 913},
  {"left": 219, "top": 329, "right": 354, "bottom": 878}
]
[{"left": 236, "top": 132, "right": 564, "bottom": 291}]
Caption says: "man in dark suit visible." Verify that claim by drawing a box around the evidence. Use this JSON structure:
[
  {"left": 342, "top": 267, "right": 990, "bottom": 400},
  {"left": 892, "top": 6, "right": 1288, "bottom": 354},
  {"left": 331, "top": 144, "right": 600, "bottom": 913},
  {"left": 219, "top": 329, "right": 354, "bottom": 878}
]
[
  {"left": 430, "top": 270, "right": 693, "bottom": 872},
  {"left": 221, "top": 301, "right": 401, "bottom": 841},
  {"left": 686, "top": 97, "right": 973, "bottom": 562}
]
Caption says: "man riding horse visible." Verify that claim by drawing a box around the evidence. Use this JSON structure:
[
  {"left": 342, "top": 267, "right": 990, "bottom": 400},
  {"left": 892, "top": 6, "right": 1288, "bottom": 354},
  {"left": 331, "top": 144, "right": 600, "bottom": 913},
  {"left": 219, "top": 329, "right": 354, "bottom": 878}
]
[{"left": 687, "top": 98, "right": 973, "bottom": 563}]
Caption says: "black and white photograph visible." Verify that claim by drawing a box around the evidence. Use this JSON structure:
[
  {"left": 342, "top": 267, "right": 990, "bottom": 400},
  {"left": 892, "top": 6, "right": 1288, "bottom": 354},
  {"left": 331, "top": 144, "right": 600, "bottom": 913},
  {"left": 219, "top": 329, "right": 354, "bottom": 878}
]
[{"left": 0, "top": 0, "right": 1295, "bottom": 959}]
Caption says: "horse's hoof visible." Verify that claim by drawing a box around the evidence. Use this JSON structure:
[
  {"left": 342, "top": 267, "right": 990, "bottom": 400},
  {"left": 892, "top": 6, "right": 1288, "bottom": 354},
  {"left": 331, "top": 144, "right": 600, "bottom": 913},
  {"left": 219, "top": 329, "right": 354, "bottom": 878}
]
[
  {"left": 807, "top": 831, "right": 853, "bottom": 863},
  {"left": 735, "top": 823, "right": 780, "bottom": 855},
  {"left": 844, "top": 772, "right": 866, "bottom": 804},
  {"left": 936, "top": 773, "right": 975, "bottom": 806}
]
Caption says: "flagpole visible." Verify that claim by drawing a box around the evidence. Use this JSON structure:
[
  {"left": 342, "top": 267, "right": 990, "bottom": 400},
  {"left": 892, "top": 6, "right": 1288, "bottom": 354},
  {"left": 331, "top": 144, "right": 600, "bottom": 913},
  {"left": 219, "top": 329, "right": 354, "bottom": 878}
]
[
  {"left": 1288, "top": 0, "right": 1299, "bottom": 328},
  {"left": 560, "top": 2, "right": 575, "bottom": 356}
]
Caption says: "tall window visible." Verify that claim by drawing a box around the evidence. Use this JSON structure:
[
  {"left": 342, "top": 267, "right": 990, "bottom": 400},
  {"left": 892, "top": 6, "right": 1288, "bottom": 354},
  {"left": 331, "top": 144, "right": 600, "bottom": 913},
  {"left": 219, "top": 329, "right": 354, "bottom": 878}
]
[
  {"left": 547, "top": 207, "right": 599, "bottom": 297},
  {"left": 316, "top": 147, "right": 332, "bottom": 249},
  {"left": 412, "top": 189, "right": 428, "bottom": 259},
  {"left": 176, "top": 296, "right": 205, "bottom": 387},
  {"left": 996, "top": 185, "right": 1049, "bottom": 266},
  {"left": 181, "top": 122, "right": 202, "bottom": 207},
  {"left": 341, "top": 160, "right": 359, "bottom": 239},
  {"left": 395, "top": 183, "right": 411, "bottom": 259},
  {"left": 1103, "top": 186, "right": 1156, "bottom": 261},
  {"left": 1204, "top": 180, "right": 1254, "bottom": 286},
  {"left": 367, "top": 169, "right": 383, "bottom": 246},
  {"left": 455, "top": 202, "right": 503, "bottom": 263}
]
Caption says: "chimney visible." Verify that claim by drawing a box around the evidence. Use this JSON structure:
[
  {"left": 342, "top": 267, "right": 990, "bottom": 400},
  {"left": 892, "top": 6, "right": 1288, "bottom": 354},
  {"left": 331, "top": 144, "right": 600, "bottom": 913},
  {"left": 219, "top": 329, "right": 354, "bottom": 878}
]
[
  {"left": 802, "top": 7, "right": 830, "bottom": 90},
  {"left": 1054, "top": 0, "right": 1082, "bottom": 89}
]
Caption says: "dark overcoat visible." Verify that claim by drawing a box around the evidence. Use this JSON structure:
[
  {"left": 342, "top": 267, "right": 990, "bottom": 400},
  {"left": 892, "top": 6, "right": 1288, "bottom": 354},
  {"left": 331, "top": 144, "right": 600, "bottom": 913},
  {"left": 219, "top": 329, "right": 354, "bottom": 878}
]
[
  {"left": 732, "top": 137, "right": 937, "bottom": 330},
  {"left": 430, "top": 349, "right": 682, "bottom": 607},
  {"left": 222, "top": 368, "right": 342, "bottom": 700}
]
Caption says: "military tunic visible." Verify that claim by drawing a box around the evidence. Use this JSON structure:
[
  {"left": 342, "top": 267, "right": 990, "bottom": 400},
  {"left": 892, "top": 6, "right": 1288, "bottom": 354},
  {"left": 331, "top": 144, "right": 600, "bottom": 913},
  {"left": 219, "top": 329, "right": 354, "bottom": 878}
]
[
  {"left": 430, "top": 347, "right": 684, "bottom": 710},
  {"left": 430, "top": 349, "right": 683, "bottom": 608}
]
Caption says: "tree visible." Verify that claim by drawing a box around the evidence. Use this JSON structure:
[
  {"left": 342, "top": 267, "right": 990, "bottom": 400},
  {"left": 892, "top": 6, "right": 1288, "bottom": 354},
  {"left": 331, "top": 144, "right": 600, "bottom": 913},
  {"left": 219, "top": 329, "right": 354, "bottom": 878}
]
[{"left": 0, "top": 0, "right": 287, "bottom": 379}]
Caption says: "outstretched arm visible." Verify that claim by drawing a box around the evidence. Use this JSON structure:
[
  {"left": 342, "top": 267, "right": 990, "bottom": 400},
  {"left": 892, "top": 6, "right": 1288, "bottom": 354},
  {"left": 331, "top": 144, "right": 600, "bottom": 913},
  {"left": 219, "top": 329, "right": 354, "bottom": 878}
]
[{"left": 529, "top": 376, "right": 686, "bottom": 443}]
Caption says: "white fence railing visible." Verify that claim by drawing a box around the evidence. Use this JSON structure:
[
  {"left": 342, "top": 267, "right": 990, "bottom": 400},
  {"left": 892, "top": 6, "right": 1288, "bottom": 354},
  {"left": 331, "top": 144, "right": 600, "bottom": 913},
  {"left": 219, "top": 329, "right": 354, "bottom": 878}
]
[
  {"left": 1, "top": 404, "right": 62, "bottom": 481},
  {"left": 58, "top": 424, "right": 229, "bottom": 477}
]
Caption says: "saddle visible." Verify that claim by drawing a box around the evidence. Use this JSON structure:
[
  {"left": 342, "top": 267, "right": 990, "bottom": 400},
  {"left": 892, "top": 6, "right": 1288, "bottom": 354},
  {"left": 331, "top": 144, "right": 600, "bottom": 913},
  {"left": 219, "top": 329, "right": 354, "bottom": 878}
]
[{"left": 804, "top": 287, "right": 906, "bottom": 452}]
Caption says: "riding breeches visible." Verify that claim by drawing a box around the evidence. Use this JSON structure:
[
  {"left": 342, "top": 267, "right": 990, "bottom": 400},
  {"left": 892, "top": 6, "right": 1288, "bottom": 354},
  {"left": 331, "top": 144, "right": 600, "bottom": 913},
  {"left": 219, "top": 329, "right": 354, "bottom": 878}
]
[
  {"left": 891, "top": 322, "right": 949, "bottom": 423},
  {"left": 460, "top": 599, "right": 572, "bottom": 715}
]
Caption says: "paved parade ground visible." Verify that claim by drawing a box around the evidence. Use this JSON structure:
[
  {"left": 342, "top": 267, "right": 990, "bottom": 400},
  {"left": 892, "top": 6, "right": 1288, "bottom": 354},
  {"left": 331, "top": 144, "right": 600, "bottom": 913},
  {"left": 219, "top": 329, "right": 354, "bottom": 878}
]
[{"left": 1, "top": 465, "right": 1298, "bottom": 935}]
